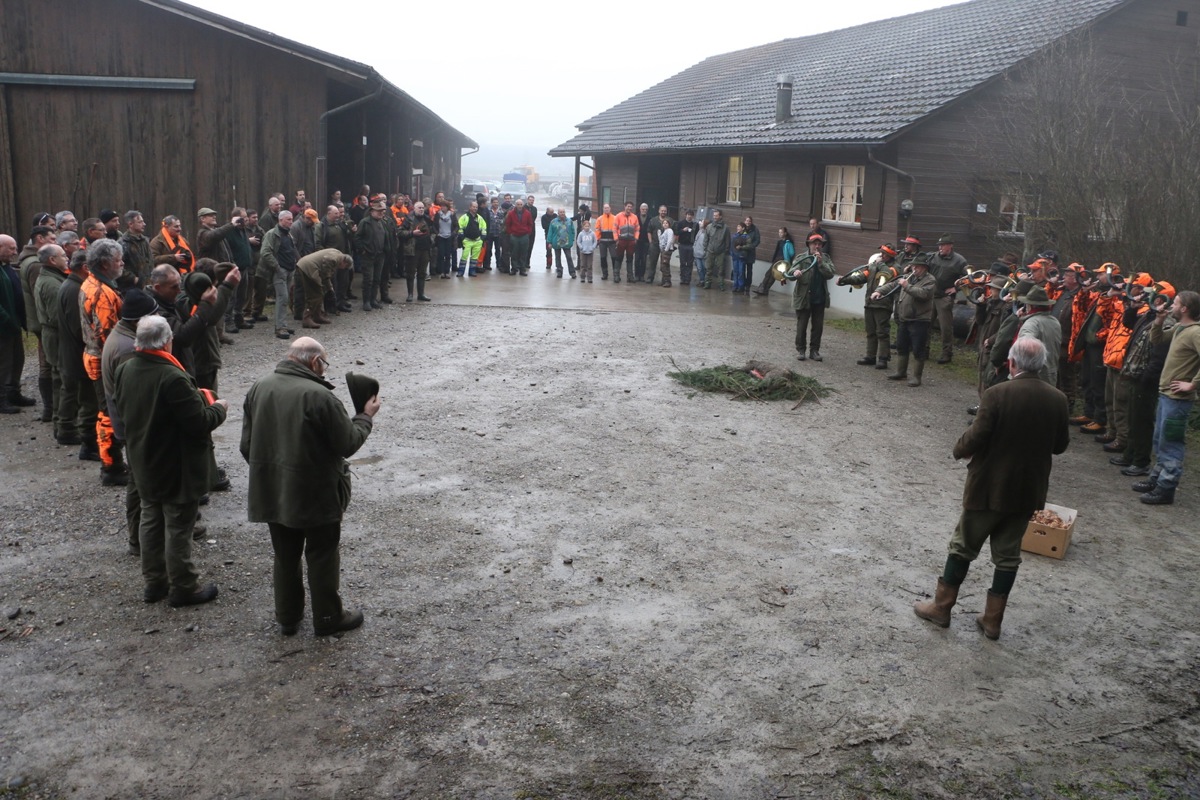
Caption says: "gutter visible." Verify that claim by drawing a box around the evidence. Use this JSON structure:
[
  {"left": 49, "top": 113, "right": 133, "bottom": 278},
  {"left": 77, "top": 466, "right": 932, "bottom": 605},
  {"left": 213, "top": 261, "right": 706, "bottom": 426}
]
[
  {"left": 867, "top": 147, "right": 916, "bottom": 238},
  {"left": 0, "top": 73, "right": 194, "bottom": 91}
]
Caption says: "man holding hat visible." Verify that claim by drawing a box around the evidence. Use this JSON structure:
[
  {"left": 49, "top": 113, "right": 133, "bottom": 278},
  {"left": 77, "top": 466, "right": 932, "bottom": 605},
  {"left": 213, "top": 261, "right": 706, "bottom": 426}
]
[
  {"left": 1015, "top": 285, "right": 1061, "bottom": 386},
  {"left": 928, "top": 234, "right": 968, "bottom": 363},
  {"left": 241, "top": 337, "right": 380, "bottom": 637}
]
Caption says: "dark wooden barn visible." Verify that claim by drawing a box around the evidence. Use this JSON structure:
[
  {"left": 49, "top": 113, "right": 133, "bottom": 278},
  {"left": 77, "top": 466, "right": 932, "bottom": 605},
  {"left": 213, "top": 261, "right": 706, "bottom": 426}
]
[
  {"left": 551, "top": 0, "right": 1200, "bottom": 314},
  {"left": 0, "top": 0, "right": 475, "bottom": 236}
]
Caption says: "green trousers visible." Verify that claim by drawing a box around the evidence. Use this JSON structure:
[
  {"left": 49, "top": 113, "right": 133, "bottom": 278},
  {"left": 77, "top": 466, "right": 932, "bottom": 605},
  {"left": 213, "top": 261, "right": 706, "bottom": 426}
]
[
  {"left": 948, "top": 508, "right": 1028, "bottom": 571},
  {"left": 140, "top": 499, "right": 201, "bottom": 594}
]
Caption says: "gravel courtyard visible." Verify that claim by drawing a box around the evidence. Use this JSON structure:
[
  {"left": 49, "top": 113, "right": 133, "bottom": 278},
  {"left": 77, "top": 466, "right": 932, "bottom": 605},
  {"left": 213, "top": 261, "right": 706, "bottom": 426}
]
[{"left": 1, "top": 278, "right": 1197, "bottom": 799}]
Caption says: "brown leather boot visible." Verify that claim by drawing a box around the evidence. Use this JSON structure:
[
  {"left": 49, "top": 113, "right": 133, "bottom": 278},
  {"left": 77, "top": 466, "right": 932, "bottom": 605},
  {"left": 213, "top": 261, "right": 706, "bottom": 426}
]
[
  {"left": 975, "top": 591, "right": 1008, "bottom": 640},
  {"left": 302, "top": 310, "right": 321, "bottom": 329},
  {"left": 913, "top": 578, "right": 959, "bottom": 627},
  {"left": 314, "top": 307, "right": 332, "bottom": 324}
]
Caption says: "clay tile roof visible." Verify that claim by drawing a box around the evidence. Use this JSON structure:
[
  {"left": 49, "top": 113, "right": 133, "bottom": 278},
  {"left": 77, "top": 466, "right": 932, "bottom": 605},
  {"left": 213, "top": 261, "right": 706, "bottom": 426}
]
[{"left": 550, "top": 0, "right": 1129, "bottom": 156}]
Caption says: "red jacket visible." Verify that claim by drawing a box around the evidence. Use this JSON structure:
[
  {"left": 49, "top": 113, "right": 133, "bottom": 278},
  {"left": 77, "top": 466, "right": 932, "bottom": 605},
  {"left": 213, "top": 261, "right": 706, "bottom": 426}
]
[{"left": 505, "top": 207, "right": 534, "bottom": 237}]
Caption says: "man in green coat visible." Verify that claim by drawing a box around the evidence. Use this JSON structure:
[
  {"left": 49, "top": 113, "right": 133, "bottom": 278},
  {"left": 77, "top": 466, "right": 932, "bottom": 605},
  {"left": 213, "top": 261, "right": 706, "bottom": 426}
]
[
  {"left": 241, "top": 337, "right": 380, "bottom": 637},
  {"left": 33, "top": 245, "right": 69, "bottom": 439},
  {"left": 791, "top": 233, "right": 836, "bottom": 361},
  {"left": 887, "top": 254, "right": 939, "bottom": 386},
  {"left": 113, "top": 315, "right": 228, "bottom": 607}
]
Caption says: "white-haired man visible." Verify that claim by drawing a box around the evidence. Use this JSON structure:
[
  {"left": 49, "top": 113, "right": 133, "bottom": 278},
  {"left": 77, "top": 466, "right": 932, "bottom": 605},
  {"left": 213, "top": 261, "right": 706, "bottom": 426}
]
[
  {"left": 914, "top": 337, "right": 1069, "bottom": 640},
  {"left": 113, "top": 315, "right": 229, "bottom": 607}
]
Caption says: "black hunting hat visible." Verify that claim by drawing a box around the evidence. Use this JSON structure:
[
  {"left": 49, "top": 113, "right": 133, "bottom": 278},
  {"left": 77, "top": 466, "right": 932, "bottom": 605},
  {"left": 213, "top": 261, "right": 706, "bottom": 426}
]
[
  {"left": 214, "top": 261, "right": 237, "bottom": 283},
  {"left": 988, "top": 260, "right": 1012, "bottom": 277},
  {"left": 183, "top": 270, "right": 212, "bottom": 301},
  {"left": 344, "top": 371, "right": 379, "bottom": 415},
  {"left": 937, "top": 233, "right": 954, "bottom": 245},
  {"left": 120, "top": 289, "right": 158, "bottom": 321}
]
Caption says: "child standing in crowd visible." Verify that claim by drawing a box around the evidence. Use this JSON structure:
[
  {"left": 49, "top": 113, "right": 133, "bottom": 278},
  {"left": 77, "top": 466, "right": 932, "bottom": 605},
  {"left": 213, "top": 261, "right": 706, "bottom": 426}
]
[
  {"left": 693, "top": 220, "right": 708, "bottom": 287},
  {"left": 657, "top": 220, "right": 676, "bottom": 287},
  {"left": 576, "top": 220, "right": 597, "bottom": 284}
]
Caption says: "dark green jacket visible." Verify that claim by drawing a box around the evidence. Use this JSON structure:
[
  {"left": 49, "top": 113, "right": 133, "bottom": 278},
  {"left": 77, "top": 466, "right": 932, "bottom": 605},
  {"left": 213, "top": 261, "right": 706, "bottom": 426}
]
[
  {"left": 895, "top": 271, "right": 938, "bottom": 321},
  {"left": 241, "top": 360, "right": 373, "bottom": 528},
  {"left": 56, "top": 273, "right": 87, "bottom": 380},
  {"left": 120, "top": 232, "right": 154, "bottom": 286},
  {"left": 34, "top": 263, "right": 68, "bottom": 366},
  {"left": 864, "top": 258, "right": 899, "bottom": 311},
  {"left": 18, "top": 248, "right": 42, "bottom": 335},
  {"left": 113, "top": 351, "right": 227, "bottom": 504},
  {"left": 356, "top": 216, "right": 389, "bottom": 258},
  {"left": 789, "top": 252, "right": 836, "bottom": 311}
]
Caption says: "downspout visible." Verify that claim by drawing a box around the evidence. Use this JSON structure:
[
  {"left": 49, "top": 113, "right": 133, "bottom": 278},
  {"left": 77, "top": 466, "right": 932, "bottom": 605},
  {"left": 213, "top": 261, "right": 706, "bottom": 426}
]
[
  {"left": 867, "top": 147, "right": 916, "bottom": 239},
  {"left": 317, "top": 81, "right": 384, "bottom": 206}
]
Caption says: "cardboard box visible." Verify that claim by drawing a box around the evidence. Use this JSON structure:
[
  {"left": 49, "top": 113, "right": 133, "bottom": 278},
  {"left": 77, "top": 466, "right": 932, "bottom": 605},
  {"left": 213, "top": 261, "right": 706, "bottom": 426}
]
[{"left": 1021, "top": 502, "right": 1077, "bottom": 559}]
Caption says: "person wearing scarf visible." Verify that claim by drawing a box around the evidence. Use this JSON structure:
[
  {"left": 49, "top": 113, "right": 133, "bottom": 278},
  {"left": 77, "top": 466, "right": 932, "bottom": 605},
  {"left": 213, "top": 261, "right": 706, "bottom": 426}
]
[
  {"left": 112, "top": 314, "right": 228, "bottom": 608},
  {"left": 149, "top": 215, "right": 195, "bottom": 274}
]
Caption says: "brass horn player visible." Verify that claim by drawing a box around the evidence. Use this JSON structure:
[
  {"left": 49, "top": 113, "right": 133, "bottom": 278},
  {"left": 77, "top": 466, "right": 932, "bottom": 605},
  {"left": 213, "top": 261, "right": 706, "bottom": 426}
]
[
  {"left": 884, "top": 253, "right": 939, "bottom": 386},
  {"left": 856, "top": 244, "right": 902, "bottom": 369},
  {"left": 792, "top": 233, "right": 836, "bottom": 362},
  {"left": 836, "top": 262, "right": 873, "bottom": 288}
]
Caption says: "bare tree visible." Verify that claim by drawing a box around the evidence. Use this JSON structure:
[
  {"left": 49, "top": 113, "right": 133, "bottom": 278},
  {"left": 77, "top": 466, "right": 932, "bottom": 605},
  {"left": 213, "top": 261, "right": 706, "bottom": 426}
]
[{"left": 969, "top": 32, "right": 1200, "bottom": 286}]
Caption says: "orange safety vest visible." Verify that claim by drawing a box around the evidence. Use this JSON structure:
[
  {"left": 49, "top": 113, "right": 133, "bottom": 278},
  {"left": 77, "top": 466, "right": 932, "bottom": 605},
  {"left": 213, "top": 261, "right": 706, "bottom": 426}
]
[
  {"left": 1068, "top": 288, "right": 1096, "bottom": 363},
  {"left": 1103, "top": 300, "right": 1147, "bottom": 370},
  {"left": 614, "top": 211, "right": 640, "bottom": 241},
  {"left": 160, "top": 226, "right": 195, "bottom": 274},
  {"left": 594, "top": 213, "right": 618, "bottom": 240},
  {"left": 80, "top": 274, "right": 122, "bottom": 380}
]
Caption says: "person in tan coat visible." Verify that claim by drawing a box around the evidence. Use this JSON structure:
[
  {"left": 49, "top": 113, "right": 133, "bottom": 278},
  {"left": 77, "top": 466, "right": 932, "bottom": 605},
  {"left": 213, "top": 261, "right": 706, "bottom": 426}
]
[{"left": 914, "top": 337, "right": 1069, "bottom": 639}]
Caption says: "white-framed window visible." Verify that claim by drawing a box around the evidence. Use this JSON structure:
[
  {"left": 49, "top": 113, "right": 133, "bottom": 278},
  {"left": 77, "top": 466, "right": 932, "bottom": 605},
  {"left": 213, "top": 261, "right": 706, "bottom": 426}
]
[
  {"left": 726, "top": 156, "right": 743, "bottom": 203},
  {"left": 998, "top": 192, "right": 1037, "bottom": 236},
  {"left": 823, "top": 165, "right": 864, "bottom": 225}
]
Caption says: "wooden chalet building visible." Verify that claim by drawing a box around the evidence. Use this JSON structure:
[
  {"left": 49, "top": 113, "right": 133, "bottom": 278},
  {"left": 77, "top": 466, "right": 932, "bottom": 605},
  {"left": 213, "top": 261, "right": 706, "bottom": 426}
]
[
  {"left": 550, "top": 0, "right": 1199, "bottom": 314},
  {"left": 0, "top": 0, "right": 475, "bottom": 237}
]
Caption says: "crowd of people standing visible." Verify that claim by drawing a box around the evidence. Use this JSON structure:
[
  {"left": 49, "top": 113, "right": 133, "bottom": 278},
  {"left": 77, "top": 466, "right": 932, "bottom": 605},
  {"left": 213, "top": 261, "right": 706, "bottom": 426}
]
[{"left": 2, "top": 188, "right": 1196, "bottom": 639}]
